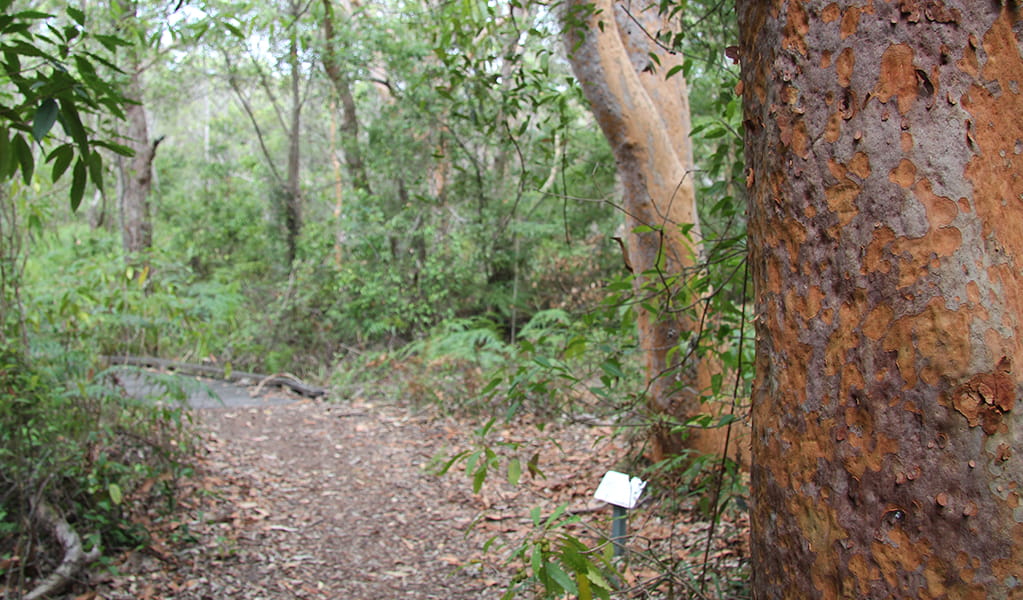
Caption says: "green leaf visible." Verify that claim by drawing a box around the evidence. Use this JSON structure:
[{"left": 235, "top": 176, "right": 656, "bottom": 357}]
[
  {"left": 472, "top": 464, "right": 487, "bottom": 493},
  {"left": 586, "top": 566, "right": 613, "bottom": 596},
  {"left": 12, "top": 133, "right": 33, "bottom": 184},
  {"left": 70, "top": 157, "right": 86, "bottom": 211},
  {"left": 530, "top": 505, "right": 542, "bottom": 527},
  {"left": 12, "top": 10, "right": 53, "bottom": 20},
  {"left": 32, "top": 98, "right": 58, "bottom": 141},
  {"left": 93, "top": 34, "right": 130, "bottom": 52},
  {"left": 545, "top": 562, "right": 577, "bottom": 595},
  {"left": 578, "top": 572, "right": 593, "bottom": 600},
  {"left": 58, "top": 98, "right": 88, "bottom": 153},
  {"left": 66, "top": 6, "right": 85, "bottom": 26},
  {"left": 87, "top": 150, "right": 103, "bottom": 191},
  {"left": 48, "top": 143, "right": 73, "bottom": 181},
  {"left": 73, "top": 54, "right": 96, "bottom": 79},
  {"left": 108, "top": 482, "right": 123, "bottom": 505},
  {"left": 665, "top": 64, "right": 684, "bottom": 80},
  {"left": 507, "top": 458, "right": 521, "bottom": 486},
  {"left": 92, "top": 140, "right": 134, "bottom": 157}
]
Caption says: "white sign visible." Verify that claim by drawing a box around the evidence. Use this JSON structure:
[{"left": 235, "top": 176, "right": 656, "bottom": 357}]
[{"left": 594, "top": 470, "right": 646, "bottom": 509}]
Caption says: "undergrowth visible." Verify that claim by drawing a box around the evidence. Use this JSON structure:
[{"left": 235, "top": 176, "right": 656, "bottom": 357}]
[
  {"left": 0, "top": 346, "right": 197, "bottom": 597},
  {"left": 333, "top": 291, "right": 751, "bottom": 599}
]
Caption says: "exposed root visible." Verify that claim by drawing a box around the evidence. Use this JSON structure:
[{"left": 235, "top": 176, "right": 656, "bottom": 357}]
[{"left": 24, "top": 498, "right": 100, "bottom": 600}]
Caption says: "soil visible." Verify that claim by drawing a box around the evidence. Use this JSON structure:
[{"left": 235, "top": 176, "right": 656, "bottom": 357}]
[{"left": 81, "top": 378, "right": 749, "bottom": 599}]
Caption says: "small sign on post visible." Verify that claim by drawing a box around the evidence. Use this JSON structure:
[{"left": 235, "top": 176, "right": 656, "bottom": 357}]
[{"left": 594, "top": 471, "right": 646, "bottom": 557}]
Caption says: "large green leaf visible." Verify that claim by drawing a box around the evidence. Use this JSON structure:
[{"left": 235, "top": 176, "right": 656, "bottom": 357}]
[
  {"left": 31, "top": 98, "right": 58, "bottom": 141},
  {"left": 47, "top": 143, "right": 73, "bottom": 181}
]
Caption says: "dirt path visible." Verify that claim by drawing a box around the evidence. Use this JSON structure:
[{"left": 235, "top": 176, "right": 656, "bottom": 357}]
[
  {"left": 88, "top": 376, "right": 749, "bottom": 599},
  {"left": 87, "top": 379, "right": 623, "bottom": 599}
]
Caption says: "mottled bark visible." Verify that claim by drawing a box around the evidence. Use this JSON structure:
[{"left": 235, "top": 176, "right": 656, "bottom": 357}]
[
  {"left": 564, "top": 0, "right": 732, "bottom": 461},
  {"left": 740, "top": 2, "right": 1023, "bottom": 598}
]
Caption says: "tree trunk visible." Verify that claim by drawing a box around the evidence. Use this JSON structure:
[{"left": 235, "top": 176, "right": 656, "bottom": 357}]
[
  {"left": 321, "top": 0, "right": 372, "bottom": 195},
  {"left": 564, "top": 0, "right": 728, "bottom": 462},
  {"left": 740, "top": 3, "right": 1023, "bottom": 597},
  {"left": 118, "top": 21, "right": 157, "bottom": 260},
  {"left": 284, "top": 0, "right": 303, "bottom": 266}
]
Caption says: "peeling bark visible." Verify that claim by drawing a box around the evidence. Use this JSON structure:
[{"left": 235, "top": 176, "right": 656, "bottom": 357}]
[
  {"left": 740, "top": 2, "right": 1023, "bottom": 598},
  {"left": 564, "top": 0, "right": 735, "bottom": 462}
]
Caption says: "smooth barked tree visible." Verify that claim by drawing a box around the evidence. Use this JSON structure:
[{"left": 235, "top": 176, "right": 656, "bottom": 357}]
[
  {"left": 564, "top": 0, "right": 734, "bottom": 462},
  {"left": 740, "top": 2, "right": 1023, "bottom": 598}
]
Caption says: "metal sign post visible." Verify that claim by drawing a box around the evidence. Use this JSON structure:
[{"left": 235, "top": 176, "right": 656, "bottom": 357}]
[{"left": 594, "top": 471, "right": 646, "bottom": 558}]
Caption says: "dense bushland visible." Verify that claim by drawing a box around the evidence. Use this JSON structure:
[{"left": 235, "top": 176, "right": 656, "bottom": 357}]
[{"left": 1, "top": 0, "right": 750, "bottom": 596}]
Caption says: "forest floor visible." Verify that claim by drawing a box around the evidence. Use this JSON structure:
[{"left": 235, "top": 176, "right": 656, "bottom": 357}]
[{"left": 80, "top": 376, "right": 750, "bottom": 599}]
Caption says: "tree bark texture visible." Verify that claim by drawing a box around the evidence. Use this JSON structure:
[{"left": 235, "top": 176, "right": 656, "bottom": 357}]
[
  {"left": 119, "top": 27, "right": 156, "bottom": 258},
  {"left": 565, "top": 0, "right": 731, "bottom": 462},
  {"left": 740, "top": 2, "right": 1023, "bottom": 598}
]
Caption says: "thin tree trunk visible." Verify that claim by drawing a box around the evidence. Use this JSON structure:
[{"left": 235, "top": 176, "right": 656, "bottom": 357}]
[
  {"left": 118, "top": 28, "right": 158, "bottom": 261},
  {"left": 283, "top": 0, "right": 303, "bottom": 266},
  {"left": 321, "top": 0, "right": 372, "bottom": 195},
  {"left": 740, "top": 3, "right": 1023, "bottom": 597}
]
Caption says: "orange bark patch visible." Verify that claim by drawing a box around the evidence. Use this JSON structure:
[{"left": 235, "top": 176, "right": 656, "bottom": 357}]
[
  {"left": 839, "top": 6, "right": 860, "bottom": 40},
  {"left": 862, "top": 304, "right": 894, "bottom": 341},
  {"left": 966, "top": 281, "right": 981, "bottom": 304},
  {"left": 874, "top": 44, "right": 918, "bottom": 114},
  {"left": 821, "top": 3, "right": 841, "bottom": 24},
  {"left": 825, "top": 179, "right": 861, "bottom": 227},
  {"left": 836, "top": 47, "right": 855, "bottom": 87},
  {"left": 863, "top": 226, "right": 894, "bottom": 274},
  {"left": 825, "top": 111, "right": 843, "bottom": 143},
  {"left": 952, "top": 356, "right": 1014, "bottom": 435},
  {"left": 888, "top": 158, "right": 917, "bottom": 188},
  {"left": 848, "top": 152, "right": 871, "bottom": 179},
  {"left": 783, "top": 2, "right": 809, "bottom": 56},
  {"left": 882, "top": 298, "right": 974, "bottom": 389},
  {"left": 929, "top": 226, "right": 963, "bottom": 258},
  {"left": 827, "top": 158, "right": 847, "bottom": 180},
  {"left": 901, "top": 130, "right": 914, "bottom": 153},
  {"left": 874, "top": 527, "right": 927, "bottom": 576},
  {"left": 791, "top": 119, "right": 810, "bottom": 158},
  {"left": 913, "top": 179, "right": 958, "bottom": 227}
]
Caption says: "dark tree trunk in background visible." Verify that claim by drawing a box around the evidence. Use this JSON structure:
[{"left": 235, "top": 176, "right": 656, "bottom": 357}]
[{"left": 740, "top": 2, "right": 1023, "bottom": 597}]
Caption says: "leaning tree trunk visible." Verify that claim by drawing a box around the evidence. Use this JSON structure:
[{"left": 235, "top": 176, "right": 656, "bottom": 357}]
[
  {"left": 740, "top": 2, "right": 1023, "bottom": 598},
  {"left": 564, "top": 0, "right": 729, "bottom": 462}
]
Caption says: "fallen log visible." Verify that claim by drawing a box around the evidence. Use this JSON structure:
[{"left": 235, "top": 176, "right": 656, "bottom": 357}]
[
  {"left": 103, "top": 355, "right": 327, "bottom": 398},
  {"left": 25, "top": 498, "right": 101, "bottom": 600}
]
